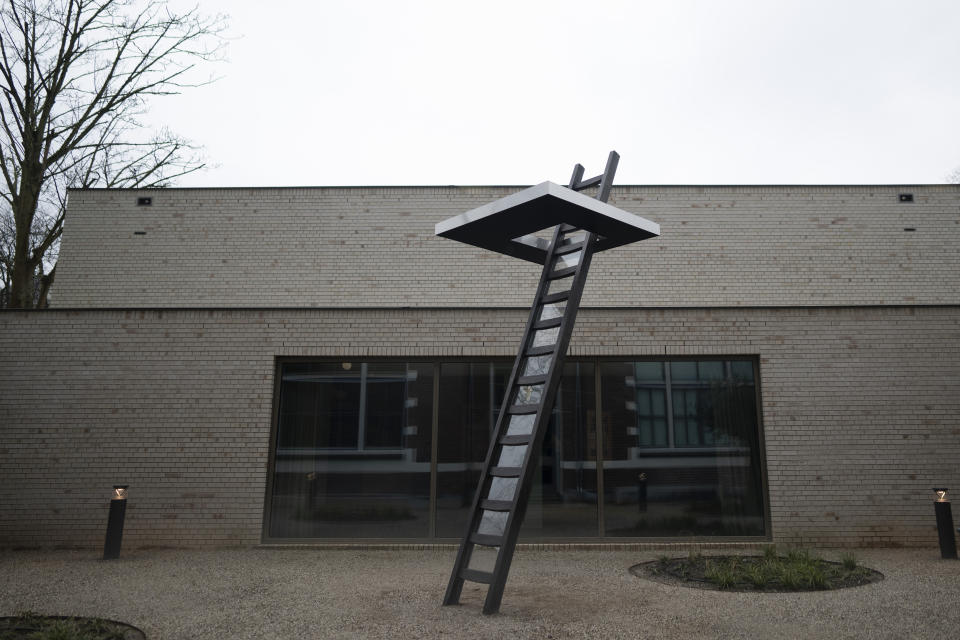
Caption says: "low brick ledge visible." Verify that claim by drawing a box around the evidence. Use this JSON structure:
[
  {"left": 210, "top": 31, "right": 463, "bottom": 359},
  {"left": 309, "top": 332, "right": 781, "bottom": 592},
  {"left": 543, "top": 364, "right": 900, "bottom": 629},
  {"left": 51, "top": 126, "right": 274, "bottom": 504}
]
[{"left": 256, "top": 541, "right": 773, "bottom": 552}]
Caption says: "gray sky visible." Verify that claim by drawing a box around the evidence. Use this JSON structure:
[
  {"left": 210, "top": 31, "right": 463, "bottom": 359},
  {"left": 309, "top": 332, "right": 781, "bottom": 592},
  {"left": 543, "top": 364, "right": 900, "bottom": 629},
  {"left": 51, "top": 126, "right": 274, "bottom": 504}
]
[{"left": 150, "top": 0, "right": 960, "bottom": 187}]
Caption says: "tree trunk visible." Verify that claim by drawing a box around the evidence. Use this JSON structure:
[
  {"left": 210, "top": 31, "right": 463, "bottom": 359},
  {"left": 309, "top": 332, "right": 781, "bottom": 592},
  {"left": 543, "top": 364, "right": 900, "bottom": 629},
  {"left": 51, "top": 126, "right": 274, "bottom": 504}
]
[{"left": 10, "top": 166, "right": 43, "bottom": 309}]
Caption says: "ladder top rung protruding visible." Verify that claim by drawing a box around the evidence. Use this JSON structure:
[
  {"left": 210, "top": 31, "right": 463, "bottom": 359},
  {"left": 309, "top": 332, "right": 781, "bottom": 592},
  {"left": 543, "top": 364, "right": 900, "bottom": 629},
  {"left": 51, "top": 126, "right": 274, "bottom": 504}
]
[
  {"left": 507, "top": 403, "right": 539, "bottom": 414},
  {"left": 541, "top": 291, "right": 571, "bottom": 304},
  {"left": 517, "top": 374, "right": 547, "bottom": 386},
  {"left": 500, "top": 434, "right": 532, "bottom": 446},
  {"left": 461, "top": 568, "right": 494, "bottom": 584},
  {"left": 525, "top": 345, "right": 554, "bottom": 357},
  {"left": 470, "top": 532, "right": 504, "bottom": 547},
  {"left": 481, "top": 499, "right": 513, "bottom": 511},
  {"left": 490, "top": 466, "right": 521, "bottom": 477},
  {"left": 548, "top": 266, "right": 578, "bottom": 280},
  {"left": 571, "top": 175, "right": 602, "bottom": 191},
  {"left": 533, "top": 317, "right": 562, "bottom": 330}
]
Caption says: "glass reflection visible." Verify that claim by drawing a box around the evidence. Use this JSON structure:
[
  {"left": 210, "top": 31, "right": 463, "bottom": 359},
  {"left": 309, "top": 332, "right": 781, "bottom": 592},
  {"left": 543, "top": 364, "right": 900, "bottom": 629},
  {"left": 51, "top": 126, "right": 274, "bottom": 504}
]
[
  {"left": 522, "top": 355, "right": 552, "bottom": 376},
  {"left": 436, "top": 362, "right": 511, "bottom": 538},
  {"left": 487, "top": 477, "right": 518, "bottom": 501},
  {"left": 478, "top": 510, "right": 508, "bottom": 536},
  {"left": 498, "top": 445, "right": 527, "bottom": 467},
  {"left": 271, "top": 358, "right": 765, "bottom": 541},
  {"left": 532, "top": 327, "right": 560, "bottom": 348},
  {"left": 539, "top": 303, "right": 566, "bottom": 321},
  {"left": 521, "top": 362, "right": 598, "bottom": 538},
  {"left": 513, "top": 384, "right": 543, "bottom": 405},
  {"left": 506, "top": 413, "right": 535, "bottom": 436},
  {"left": 601, "top": 360, "right": 764, "bottom": 537},
  {"left": 269, "top": 362, "right": 433, "bottom": 539}
]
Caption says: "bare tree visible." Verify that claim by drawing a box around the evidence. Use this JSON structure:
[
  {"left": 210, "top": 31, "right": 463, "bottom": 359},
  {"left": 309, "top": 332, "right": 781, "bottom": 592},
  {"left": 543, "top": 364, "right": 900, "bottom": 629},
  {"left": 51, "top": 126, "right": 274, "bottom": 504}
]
[
  {"left": 0, "top": 0, "right": 225, "bottom": 308},
  {"left": 947, "top": 167, "right": 960, "bottom": 184}
]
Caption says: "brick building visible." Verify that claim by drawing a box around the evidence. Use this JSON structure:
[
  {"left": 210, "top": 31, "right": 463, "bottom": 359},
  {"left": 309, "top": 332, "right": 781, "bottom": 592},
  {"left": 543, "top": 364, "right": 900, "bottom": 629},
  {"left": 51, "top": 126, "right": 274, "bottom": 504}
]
[{"left": 1, "top": 184, "right": 958, "bottom": 549}]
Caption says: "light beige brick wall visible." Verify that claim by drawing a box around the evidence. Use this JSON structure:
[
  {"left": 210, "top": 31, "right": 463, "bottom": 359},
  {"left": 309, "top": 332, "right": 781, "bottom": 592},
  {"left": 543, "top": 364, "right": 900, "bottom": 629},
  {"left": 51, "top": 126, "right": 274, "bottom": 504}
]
[
  {"left": 53, "top": 185, "right": 960, "bottom": 308},
  {"left": 1, "top": 306, "right": 957, "bottom": 548}
]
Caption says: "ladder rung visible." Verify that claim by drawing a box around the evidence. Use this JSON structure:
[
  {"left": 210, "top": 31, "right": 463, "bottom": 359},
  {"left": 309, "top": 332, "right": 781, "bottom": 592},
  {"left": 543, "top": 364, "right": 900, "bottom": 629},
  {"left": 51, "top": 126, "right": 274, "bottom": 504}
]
[
  {"left": 481, "top": 499, "right": 513, "bottom": 511},
  {"left": 517, "top": 374, "right": 547, "bottom": 386},
  {"left": 525, "top": 345, "right": 554, "bottom": 357},
  {"left": 554, "top": 240, "right": 585, "bottom": 256},
  {"left": 461, "top": 568, "right": 494, "bottom": 584},
  {"left": 507, "top": 403, "right": 539, "bottom": 414},
  {"left": 559, "top": 223, "right": 579, "bottom": 232},
  {"left": 470, "top": 532, "right": 504, "bottom": 547},
  {"left": 500, "top": 434, "right": 531, "bottom": 446},
  {"left": 489, "top": 466, "right": 521, "bottom": 478},
  {"left": 541, "top": 291, "right": 570, "bottom": 304},
  {"left": 547, "top": 266, "right": 577, "bottom": 280},
  {"left": 533, "top": 317, "right": 562, "bottom": 330},
  {"left": 572, "top": 175, "right": 601, "bottom": 191}
]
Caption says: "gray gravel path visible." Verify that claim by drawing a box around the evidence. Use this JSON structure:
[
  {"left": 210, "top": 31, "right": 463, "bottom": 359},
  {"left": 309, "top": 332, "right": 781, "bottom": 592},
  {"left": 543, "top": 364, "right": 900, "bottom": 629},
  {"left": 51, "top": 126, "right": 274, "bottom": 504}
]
[{"left": 1, "top": 548, "right": 958, "bottom": 639}]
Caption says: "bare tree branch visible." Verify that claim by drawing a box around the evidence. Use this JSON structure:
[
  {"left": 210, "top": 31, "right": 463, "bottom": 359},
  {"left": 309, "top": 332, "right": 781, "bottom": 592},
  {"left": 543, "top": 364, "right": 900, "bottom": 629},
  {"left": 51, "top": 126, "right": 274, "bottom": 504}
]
[{"left": 0, "top": 0, "right": 226, "bottom": 308}]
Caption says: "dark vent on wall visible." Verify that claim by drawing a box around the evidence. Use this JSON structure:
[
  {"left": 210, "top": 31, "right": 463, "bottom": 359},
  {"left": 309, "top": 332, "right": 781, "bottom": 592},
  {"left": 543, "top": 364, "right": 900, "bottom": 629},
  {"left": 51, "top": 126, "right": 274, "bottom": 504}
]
[
  {"left": 898, "top": 193, "right": 914, "bottom": 203},
  {"left": 903, "top": 227, "right": 916, "bottom": 232},
  {"left": 134, "top": 231, "right": 147, "bottom": 236},
  {"left": 137, "top": 197, "right": 152, "bottom": 206}
]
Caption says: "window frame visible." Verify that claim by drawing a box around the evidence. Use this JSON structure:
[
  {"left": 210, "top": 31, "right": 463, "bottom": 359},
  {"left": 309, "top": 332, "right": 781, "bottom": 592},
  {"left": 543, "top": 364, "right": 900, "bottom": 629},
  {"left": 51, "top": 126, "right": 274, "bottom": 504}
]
[{"left": 261, "top": 355, "right": 770, "bottom": 544}]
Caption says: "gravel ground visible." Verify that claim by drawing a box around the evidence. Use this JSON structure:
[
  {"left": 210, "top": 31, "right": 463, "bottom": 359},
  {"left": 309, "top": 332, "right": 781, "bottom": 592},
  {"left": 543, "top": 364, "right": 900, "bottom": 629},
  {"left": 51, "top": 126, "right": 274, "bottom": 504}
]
[{"left": 1, "top": 547, "right": 958, "bottom": 639}]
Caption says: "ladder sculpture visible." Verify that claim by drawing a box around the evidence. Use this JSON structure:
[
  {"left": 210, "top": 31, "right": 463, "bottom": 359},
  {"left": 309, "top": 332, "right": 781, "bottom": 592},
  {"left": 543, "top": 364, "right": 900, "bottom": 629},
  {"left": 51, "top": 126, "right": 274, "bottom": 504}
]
[{"left": 435, "top": 152, "right": 660, "bottom": 614}]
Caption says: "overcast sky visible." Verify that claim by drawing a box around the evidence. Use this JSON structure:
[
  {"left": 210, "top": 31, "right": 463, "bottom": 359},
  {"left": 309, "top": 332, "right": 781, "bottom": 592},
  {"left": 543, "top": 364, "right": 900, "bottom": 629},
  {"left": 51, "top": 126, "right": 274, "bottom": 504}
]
[{"left": 149, "top": 0, "right": 960, "bottom": 187}]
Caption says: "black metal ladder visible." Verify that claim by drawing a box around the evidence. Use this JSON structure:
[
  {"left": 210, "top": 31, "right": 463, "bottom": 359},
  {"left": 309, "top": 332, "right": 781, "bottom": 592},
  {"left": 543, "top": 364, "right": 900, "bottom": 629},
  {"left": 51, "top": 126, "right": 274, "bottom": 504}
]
[{"left": 442, "top": 152, "right": 620, "bottom": 614}]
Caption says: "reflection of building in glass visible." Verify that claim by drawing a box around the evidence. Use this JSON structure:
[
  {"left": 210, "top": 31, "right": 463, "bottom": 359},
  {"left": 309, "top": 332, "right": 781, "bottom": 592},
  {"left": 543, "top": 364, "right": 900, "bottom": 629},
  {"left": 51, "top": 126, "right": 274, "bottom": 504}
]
[{"left": 268, "top": 358, "right": 764, "bottom": 541}]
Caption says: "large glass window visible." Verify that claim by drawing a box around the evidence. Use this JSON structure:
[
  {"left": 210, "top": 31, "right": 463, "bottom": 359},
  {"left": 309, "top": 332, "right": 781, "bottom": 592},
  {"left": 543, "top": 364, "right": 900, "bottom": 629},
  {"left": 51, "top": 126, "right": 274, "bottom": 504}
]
[
  {"left": 601, "top": 360, "right": 764, "bottom": 537},
  {"left": 268, "top": 362, "right": 433, "bottom": 538},
  {"left": 520, "top": 362, "right": 598, "bottom": 538},
  {"left": 435, "top": 362, "right": 511, "bottom": 537},
  {"left": 267, "top": 358, "right": 765, "bottom": 540}
]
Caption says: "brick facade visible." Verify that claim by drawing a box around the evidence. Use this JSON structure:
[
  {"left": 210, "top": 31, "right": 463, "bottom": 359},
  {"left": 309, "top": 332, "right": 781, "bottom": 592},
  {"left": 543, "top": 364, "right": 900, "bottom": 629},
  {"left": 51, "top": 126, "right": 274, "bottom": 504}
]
[
  {"left": 55, "top": 185, "right": 960, "bottom": 308},
  {"left": 2, "top": 184, "right": 959, "bottom": 548},
  {"left": 1, "top": 306, "right": 957, "bottom": 548}
]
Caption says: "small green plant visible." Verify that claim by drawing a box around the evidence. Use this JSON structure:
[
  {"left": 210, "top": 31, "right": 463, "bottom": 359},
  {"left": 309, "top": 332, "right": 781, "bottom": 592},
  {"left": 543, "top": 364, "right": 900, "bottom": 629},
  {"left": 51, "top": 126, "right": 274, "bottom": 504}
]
[
  {"left": 762, "top": 545, "right": 777, "bottom": 561},
  {"left": 840, "top": 551, "right": 858, "bottom": 570},
  {"left": 0, "top": 612, "right": 128, "bottom": 640},
  {"left": 704, "top": 557, "right": 738, "bottom": 589},
  {"left": 744, "top": 562, "right": 770, "bottom": 588},
  {"left": 797, "top": 563, "right": 828, "bottom": 589},
  {"left": 779, "top": 564, "right": 803, "bottom": 590},
  {"left": 642, "top": 547, "right": 881, "bottom": 592},
  {"left": 785, "top": 547, "right": 812, "bottom": 564}
]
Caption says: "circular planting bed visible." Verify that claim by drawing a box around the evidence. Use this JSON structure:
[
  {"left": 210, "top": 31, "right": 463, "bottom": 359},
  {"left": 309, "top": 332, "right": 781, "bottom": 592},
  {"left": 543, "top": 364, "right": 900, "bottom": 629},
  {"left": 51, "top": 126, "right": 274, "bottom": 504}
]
[
  {"left": 0, "top": 613, "right": 145, "bottom": 640},
  {"left": 631, "top": 548, "right": 884, "bottom": 592}
]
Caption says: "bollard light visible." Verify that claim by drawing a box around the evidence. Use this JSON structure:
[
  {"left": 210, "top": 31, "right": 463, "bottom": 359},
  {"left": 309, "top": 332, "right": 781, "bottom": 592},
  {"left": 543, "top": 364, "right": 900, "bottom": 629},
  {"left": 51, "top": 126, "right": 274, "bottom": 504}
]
[
  {"left": 932, "top": 487, "right": 957, "bottom": 560},
  {"left": 103, "top": 484, "right": 129, "bottom": 560}
]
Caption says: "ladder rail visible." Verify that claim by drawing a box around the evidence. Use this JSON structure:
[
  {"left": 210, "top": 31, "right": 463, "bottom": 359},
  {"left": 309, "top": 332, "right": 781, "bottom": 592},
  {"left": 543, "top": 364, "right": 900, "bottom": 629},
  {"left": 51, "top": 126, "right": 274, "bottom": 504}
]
[
  {"left": 441, "top": 221, "right": 563, "bottom": 607},
  {"left": 442, "top": 151, "right": 620, "bottom": 614},
  {"left": 482, "top": 224, "right": 599, "bottom": 614}
]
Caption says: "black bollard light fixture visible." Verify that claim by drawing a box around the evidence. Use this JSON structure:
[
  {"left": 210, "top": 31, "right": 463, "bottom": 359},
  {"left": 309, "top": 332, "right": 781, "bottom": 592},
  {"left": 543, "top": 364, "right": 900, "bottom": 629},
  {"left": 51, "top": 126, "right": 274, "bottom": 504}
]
[
  {"left": 932, "top": 488, "right": 957, "bottom": 560},
  {"left": 103, "top": 485, "right": 129, "bottom": 560}
]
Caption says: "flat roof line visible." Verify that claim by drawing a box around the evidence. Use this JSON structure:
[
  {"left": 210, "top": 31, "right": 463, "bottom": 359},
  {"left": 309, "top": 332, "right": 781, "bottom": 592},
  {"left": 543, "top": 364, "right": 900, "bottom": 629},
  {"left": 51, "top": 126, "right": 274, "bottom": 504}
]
[
  {"left": 67, "top": 183, "right": 960, "bottom": 192},
  {"left": 5, "top": 303, "right": 959, "bottom": 313}
]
